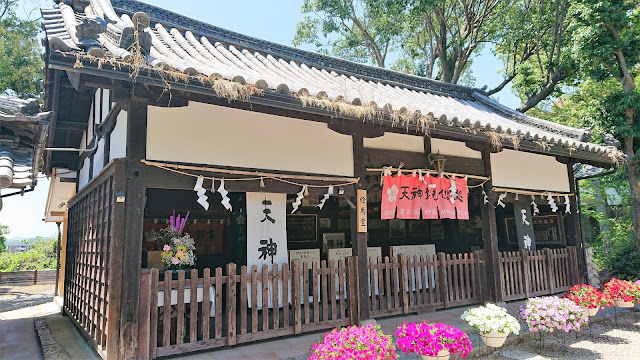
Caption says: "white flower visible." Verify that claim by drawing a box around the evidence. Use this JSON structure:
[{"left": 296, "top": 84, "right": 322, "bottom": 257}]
[
  {"left": 461, "top": 303, "right": 520, "bottom": 335},
  {"left": 387, "top": 185, "right": 398, "bottom": 202}
]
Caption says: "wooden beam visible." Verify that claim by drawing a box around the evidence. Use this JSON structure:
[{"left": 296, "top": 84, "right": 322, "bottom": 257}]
[
  {"left": 350, "top": 134, "right": 370, "bottom": 323},
  {"left": 480, "top": 147, "right": 503, "bottom": 302},
  {"left": 328, "top": 119, "right": 384, "bottom": 138},
  {"left": 566, "top": 161, "right": 581, "bottom": 248}
]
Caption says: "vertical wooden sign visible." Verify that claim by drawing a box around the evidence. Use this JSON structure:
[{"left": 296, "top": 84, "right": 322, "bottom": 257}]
[{"left": 357, "top": 189, "right": 367, "bottom": 233}]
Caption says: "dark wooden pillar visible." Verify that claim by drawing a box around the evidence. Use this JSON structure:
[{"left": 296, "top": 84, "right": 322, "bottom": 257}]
[
  {"left": 118, "top": 88, "right": 148, "bottom": 360},
  {"left": 351, "top": 134, "right": 370, "bottom": 323},
  {"left": 566, "top": 161, "right": 585, "bottom": 282},
  {"left": 480, "top": 148, "right": 503, "bottom": 302}
]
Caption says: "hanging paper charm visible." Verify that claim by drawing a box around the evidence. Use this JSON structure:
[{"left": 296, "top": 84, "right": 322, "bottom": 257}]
[
  {"left": 482, "top": 188, "right": 491, "bottom": 205},
  {"left": 291, "top": 185, "right": 306, "bottom": 214},
  {"left": 531, "top": 195, "right": 539, "bottom": 216},
  {"left": 547, "top": 192, "right": 558, "bottom": 212},
  {"left": 317, "top": 186, "right": 334, "bottom": 210},
  {"left": 564, "top": 195, "right": 571, "bottom": 214},
  {"left": 523, "top": 235, "right": 532, "bottom": 250},
  {"left": 497, "top": 193, "right": 507, "bottom": 208},
  {"left": 217, "top": 179, "right": 232, "bottom": 211},
  {"left": 193, "top": 176, "right": 209, "bottom": 210},
  {"left": 521, "top": 208, "right": 530, "bottom": 226}
]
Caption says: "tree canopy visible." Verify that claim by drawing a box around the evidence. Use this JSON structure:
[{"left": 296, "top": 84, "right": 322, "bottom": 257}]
[{"left": 0, "top": 0, "right": 42, "bottom": 97}]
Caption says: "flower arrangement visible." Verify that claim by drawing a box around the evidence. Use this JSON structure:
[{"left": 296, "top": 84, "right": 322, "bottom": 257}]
[
  {"left": 603, "top": 278, "right": 640, "bottom": 304},
  {"left": 158, "top": 211, "right": 197, "bottom": 270},
  {"left": 395, "top": 321, "right": 472, "bottom": 358},
  {"left": 519, "top": 296, "right": 588, "bottom": 333},
  {"left": 308, "top": 324, "right": 396, "bottom": 360},
  {"left": 565, "top": 284, "right": 613, "bottom": 309},
  {"left": 461, "top": 303, "right": 520, "bottom": 335}
]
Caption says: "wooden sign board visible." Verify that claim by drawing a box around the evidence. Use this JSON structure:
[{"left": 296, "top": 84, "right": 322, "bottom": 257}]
[
  {"left": 327, "top": 247, "right": 382, "bottom": 263},
  {"left": 288, "top": 249, "right": 321, "bottom": 265},
  {"left": 286, "top": 214, "right": 317, "bottom": 243},
  {"left": 391, "top": 244, "right": 436, "bottom": 258},
  {"left": 357, "top": 189, "right": 367, "bottom": 233}
]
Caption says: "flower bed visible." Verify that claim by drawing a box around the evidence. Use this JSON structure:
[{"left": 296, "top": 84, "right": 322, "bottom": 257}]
[
  {"left": 309, "top": 324, "right": 396, "bottom": 360},
  {"left": 604, "top": 278, "right": 640, "bottom": 304},
  {"left": 519, "top": 296, "right": 588, "bottom": 333},
  {"left": 565, "top": 284, "right": 613, "bottom": 309},
  {"left": 396, "top": 321, "right": 472, "bottom": 358},
  {"left": 461, "top": 303, "right": 520, "bottom": 335}
]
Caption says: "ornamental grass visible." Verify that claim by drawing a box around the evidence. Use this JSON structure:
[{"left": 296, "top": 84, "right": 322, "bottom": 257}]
[
  {"left": 308, "top": 324, "right": 396, "bottom": 360},
  {"left": 395, "top": 321, "right": 472, "bottom": 358},
  {"left": 519, "top": 296, "right": 588, "bottom": 333},
  {"left": 603, "top": 278, "right": 640, "bottom": 303},
  {"left": 565, "top": 284, "right": 613, "bottom": 309}
]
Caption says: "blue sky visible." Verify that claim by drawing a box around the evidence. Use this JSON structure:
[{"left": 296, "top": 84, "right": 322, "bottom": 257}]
[{"left": 1, "top": 0, "right": 519, "bottom": 239}]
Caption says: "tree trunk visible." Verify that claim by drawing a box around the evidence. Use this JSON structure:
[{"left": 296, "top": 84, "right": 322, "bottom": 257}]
[{"left": 624, "top": 137, "right": 640, "bottom": 253}]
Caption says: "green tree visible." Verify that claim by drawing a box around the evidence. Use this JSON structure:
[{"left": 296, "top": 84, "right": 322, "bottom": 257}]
[
  {"left": 570, "top": 0, "right": 640, "bottom": 253},
  {"left": 0, "top": 0, "right": 42, "bottom": 97},
  {"left": 0, "top": 224, "right": 7, "bottom": 253}
]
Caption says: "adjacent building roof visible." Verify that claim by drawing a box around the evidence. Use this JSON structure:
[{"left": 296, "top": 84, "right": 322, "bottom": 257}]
[
  {"left": 0, "top": 95, "right": 52, "bottom": 189},
  {"left": 41, "top": 0, "right": 616, "bottom": 165}
]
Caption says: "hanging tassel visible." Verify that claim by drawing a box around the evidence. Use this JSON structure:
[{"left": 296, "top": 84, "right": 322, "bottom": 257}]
[
  {"left": 515, "top": 193, "right": 519, "bottom": 201},
  {"left": 260, "top": 177, "right": 265, "bottom": 188},
  {"left": 547, "top": 192, "right": 558, "bottom": 213},
  {"left": 304, "top": 185, "right": 309, "bottom": 196},
  {"left": 564, "top": 195, "right": 571, "bottom": 214},
  {"left": 317, "top": 186, "right": 334, "bottom": 210},
  {"left": 482, "top": 188, "right": 491, "bottom": 206},
  {"left": 218, "top": 179, "right": 232, "bottom": 211},
  {"left": 291, "top": 185, "right": 306, "bottom": 214},
  {"left": 418, "top": 169, "right": 424, "bottom": 182},
  {"left": 193, "top": 176, "right": 209, "bottom": 210}
]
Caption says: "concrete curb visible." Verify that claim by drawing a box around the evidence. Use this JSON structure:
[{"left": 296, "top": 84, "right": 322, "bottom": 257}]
[{"left": 34, "top": 317, "right": 70, "bottom": 360}]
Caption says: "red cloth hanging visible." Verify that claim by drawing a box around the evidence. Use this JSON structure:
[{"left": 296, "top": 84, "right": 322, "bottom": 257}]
[
  {"left": 381, "top": 172, "right": 398, "bottom": 219},
  {"left": 395, "top": 173, "right": 422, "bottom": 219},
  {"left": 436, "top": 176, "right": 457, "bottom": 219},
  {"left": 452, "top": 177, "right": 469, "bottom": 220},
  {"left": 421, "top": 175, "right": 440, "bottom": 219}
]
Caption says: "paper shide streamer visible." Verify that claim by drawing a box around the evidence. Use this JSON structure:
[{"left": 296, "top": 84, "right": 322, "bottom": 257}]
[
  {"left": 564, "top": 195, "right": 571, "bottom": 214},
  {"left": 521, "top": 208, "right": 530, "bottom": 226},
  {"left": 497, "top": 193, "right": 507, "bottom": 208},
  {"left": 547, "top": 192, "right": 558, "bottom": 212},
  {"left": 217, "top": 179, "right": 232, "bottom": 211},
  {"left": 317, "top": 186, "right": 334, "bottom": 210},
  {"left": 291, "top": 185, "right": 306, "bottom": 214},
  {"left": 531, "top": 195, "right": 539, "bottom": 216},
  {"left": 193, "top": 176, "right": 209, "bottom": 210}
]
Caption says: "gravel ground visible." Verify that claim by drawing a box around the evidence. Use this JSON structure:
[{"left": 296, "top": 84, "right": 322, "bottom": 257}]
[
  {"left": 0, "top": 284, "right": 55, "bottom": 312},
  {"left": 484, "top": 310, "right": 640, "bottom": 360}
]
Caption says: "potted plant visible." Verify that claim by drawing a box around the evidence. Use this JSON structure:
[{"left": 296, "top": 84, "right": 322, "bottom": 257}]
[
  {"left": 565, "top": 284, "right": 613, "bottom": 316},
  {"left": 461, "top": 303, "right": 520, "bottom": 347},
  {"left": 519, "top": 296, "right": 588, "bottom": 333},
  {"left": 308, "top": 324, "right": 396, "bottom": 360},
  {"left": 396, "top": 321, "right": 472, "bottom": 360},
  {"left": 603, "top": 278, "right": 640, "bottom": 308},
  {"left": 158, "top": 211, "right": 197, "bottom": 272}
]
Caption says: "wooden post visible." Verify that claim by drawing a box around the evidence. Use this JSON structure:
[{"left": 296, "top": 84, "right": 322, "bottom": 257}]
[
  {"left": 291, "top": 260, "right": 302, "bottom": 334},
  {"left": 34, "top": 269, "right": 38, "bottom": 285},
  {"left": 136, "top": 270, "right": 151, "bottom": 360},
  {"left": 521, "top": 250, "right": 531, "bottom": 298},
  {"left": 350, "top": 134, "right": 370, "bottom": 323},
  {"left": 346, "top": 256, "right": 360, "bottom": 325},
  {"left": 399, "top": 255, "right": 409, "bottom": 314},
  {"left": 566, "top": 161, "right": 585, "bottom": 282},
  {"left": 544, "top": 248, "right": 555, "bottom": 294},
  {"left": 437, "top": 253, "right": 449, "bottom": 309},
  {"left": 227, "top": 263, "right": 237, "bottom": 346},
  {"left": 480, "top": 148, "right": 503, "bottom": 302},
  {"left": 119, "top": 92, "right": 148, "bottom": 360}
]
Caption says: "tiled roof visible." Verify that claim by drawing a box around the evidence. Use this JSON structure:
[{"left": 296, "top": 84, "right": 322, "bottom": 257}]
[
  {"left": 41, "top": 0, "right": 616, "bottom": 163},
  {"left": 574, "top": 163, "right": 608, "bottom": 180},
  {"left": 0, "top": 95, "right": 52, "bottom": 189}
]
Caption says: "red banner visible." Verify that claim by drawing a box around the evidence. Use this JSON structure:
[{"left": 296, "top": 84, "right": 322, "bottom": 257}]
[{"left": 381, "top": 173, "right": 469, "bottom": 220}]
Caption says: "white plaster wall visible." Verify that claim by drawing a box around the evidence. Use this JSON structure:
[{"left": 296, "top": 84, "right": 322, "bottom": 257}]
[
  {"left": 491, "top": 150, "right": 569, "bottom": 192},
  {"left": 109, "top": 110, "right": 127, "bottom": 160},
  {"left": 92, "top": 138, "right": 105, "bottom": 177},
  {"left": 78, "top": 157, "right": 90, "bottom": 189},
  {"left": 101, "top": 89, "right": 110, "bottom": 123},
  {"left": 363, "top": 132, "right": 424, "bottom": 152},
  {"left": 431, "top": 138, "right": 482, "bottom": 159},
  {"left": 147, "top": 102, "right": 354, "bottom": 176}
]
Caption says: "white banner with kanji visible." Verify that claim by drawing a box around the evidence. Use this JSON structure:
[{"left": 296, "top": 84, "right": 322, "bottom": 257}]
[{"left": 246, "top": 192, "right": 288, "bottom": 308}]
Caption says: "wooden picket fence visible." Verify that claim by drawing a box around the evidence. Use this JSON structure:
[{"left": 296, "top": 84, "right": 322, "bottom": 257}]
[
  {"left": 499, "top": 247, "right": 581, "bottom": 301},
  {"left": 0, "top": 269, "right": 57, "bottom": 286},
  {"left": 137, "top": 258, "right": 358, "bottom": 359},
  {"left": 368, "top": 251, "right": 485, "bottom": 318}
]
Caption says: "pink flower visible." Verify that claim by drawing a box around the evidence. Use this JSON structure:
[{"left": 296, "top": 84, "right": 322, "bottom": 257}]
[
  {"left": 177, "top": 251, "right": 184, "bottom": 257},
  {"left": 163, "top": 245, "right": 170, "bottom": 251},
  {"left": 171, "top": 257, "right": 179, "bottom": 265}
]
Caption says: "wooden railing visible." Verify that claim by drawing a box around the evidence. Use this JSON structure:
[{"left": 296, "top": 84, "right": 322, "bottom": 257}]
[
  {"left": 499, "top": 247, "right": 580, "bottom": 301},
  {"left": 0, "top": 269, "right": 57, "bottom": 286},
  {"left": 137, "top": 258, "right": 358, "bottom": 359},
  {"left": 368, "top": 251, "right": 485, "bottom": 318}
]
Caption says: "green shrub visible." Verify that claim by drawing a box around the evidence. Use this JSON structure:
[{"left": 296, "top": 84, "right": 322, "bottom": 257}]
[
  {"left": 600, "top": 241, "right": 640, "bottom": 281},
  {"left": 0, "top": 237, "right": 57, "bottom": 271}
]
